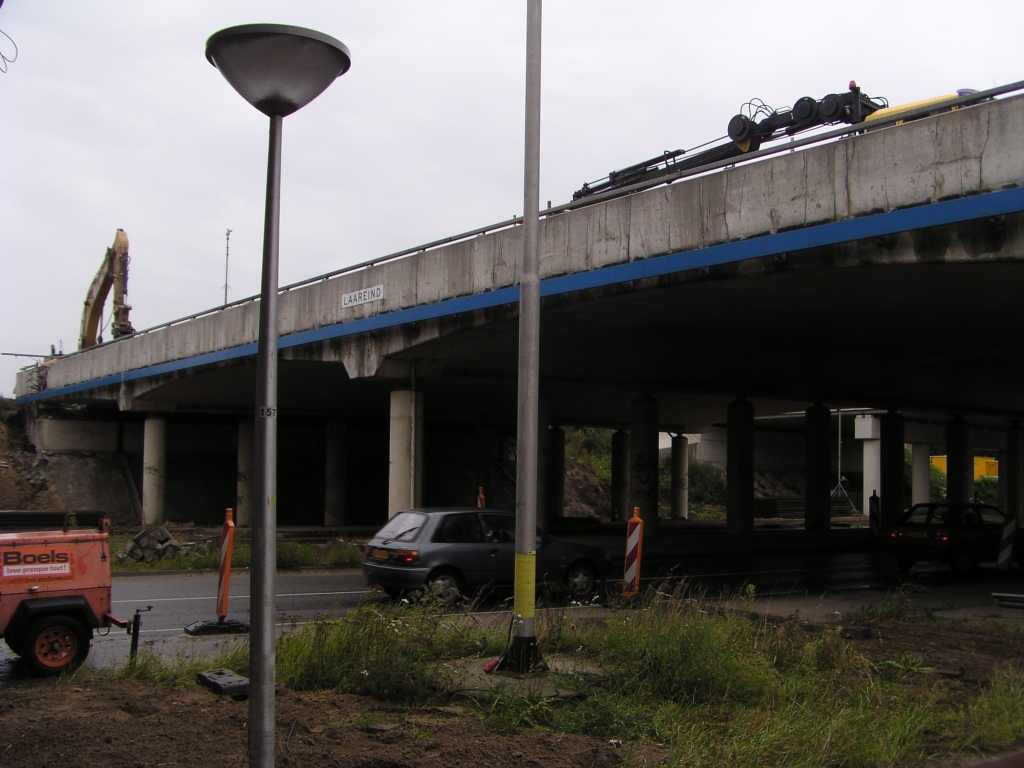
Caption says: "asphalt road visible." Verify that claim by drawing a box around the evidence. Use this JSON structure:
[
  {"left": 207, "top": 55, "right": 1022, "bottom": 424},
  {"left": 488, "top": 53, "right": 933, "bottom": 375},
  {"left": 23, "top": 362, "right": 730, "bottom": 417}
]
[
  {"left": 2, "top": 552, "right": 888, "bottom": 676},
  {"left": 1, "top": 570, "right": 373, "bottom": 681}
]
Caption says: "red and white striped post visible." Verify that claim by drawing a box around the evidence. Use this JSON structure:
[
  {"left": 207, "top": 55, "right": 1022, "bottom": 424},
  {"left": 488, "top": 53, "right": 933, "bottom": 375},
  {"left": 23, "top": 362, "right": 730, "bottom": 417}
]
[
  {"left": 623, "top": 506, "right": 644, "bottom": 597},
  {"left": 218, "top": 507, "right": 236, "bottom": 622},
  {"left": 998, "top": 515, "right": 1017, "bottom": 572}
]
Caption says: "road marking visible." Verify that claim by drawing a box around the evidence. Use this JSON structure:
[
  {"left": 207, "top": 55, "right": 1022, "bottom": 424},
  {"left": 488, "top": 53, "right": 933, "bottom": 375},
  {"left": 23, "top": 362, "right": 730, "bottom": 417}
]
[{"left": 112, "top": 590, "right": 365, "bottom": 604}]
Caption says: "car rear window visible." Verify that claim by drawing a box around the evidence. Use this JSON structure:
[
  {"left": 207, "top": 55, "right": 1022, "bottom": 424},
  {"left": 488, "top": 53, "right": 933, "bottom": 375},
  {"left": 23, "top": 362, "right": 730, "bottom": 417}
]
[
  {"left": 375, "top": 512, "right": 427, "bottom": 544},
  {"left": 433, "top": 513, "right": 483, "bottom": 543},
  {"left": 904, "top": 506, "right": 930, "bottom": 524}
]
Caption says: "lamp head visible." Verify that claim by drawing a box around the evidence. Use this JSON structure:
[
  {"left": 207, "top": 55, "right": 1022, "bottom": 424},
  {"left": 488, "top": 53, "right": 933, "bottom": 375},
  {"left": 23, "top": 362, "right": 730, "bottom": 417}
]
[{"left": 206, "top": 24, "right": 351, "bottom": 117}]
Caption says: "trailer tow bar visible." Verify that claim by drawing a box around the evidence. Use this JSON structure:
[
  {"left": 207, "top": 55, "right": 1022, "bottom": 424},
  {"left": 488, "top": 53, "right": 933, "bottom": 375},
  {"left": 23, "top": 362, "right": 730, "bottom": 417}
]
[{"left": 129, "top": 605, "right": 153, "bottom": 658}]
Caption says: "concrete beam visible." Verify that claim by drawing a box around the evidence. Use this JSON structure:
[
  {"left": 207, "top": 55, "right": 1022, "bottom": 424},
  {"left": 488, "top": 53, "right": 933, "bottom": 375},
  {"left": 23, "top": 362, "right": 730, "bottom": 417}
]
[
  {"left": 142, "top": 416, "right": 167, "bottom": 526},
  {"left": 236, "top": 420, "right": 253, "bottom": 527},
  {"left": 804, "top": 404, "right": 831, "bottom": 536},
  {"left": 325, "top": 422, "right": 346, "bottom": 527},
  {"left": 670, "top": 433, "right": 689, "bottom": 520},
  {"left": 629, "top": 395, "right": 660, "bottom": 538},
  {"left": 388, "top": 390, "right": 424, "bottom": 517},
  {"left": 879, "top": 412, "right": 905, "bottom": 528},
  {"left": 727, "top": 398, "right": 755, "bottom": 534}
]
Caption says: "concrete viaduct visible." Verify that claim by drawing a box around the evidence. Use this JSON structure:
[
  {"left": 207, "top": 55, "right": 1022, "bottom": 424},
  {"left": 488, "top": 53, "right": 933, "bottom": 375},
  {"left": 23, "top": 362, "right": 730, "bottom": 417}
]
[{"left": 15, "top": 89, "right": 1024, "bottom": 550}]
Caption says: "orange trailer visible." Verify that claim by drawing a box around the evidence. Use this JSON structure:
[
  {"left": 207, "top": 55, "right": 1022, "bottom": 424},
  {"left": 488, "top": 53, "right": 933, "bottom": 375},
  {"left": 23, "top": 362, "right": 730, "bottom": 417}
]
[{"left": 0, "top": 511, "right": 129, "bottom": 675}]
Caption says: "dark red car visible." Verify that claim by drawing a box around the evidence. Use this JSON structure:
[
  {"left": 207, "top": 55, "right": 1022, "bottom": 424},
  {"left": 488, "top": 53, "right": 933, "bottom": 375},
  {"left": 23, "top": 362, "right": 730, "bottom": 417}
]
[{"left": 884, "top": 502, "right": 1021, "bottom": 573}]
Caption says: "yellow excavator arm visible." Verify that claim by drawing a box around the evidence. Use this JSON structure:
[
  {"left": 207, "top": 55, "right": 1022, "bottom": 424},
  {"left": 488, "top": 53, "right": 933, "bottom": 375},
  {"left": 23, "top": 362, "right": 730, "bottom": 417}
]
[{"left": 79, "top": 229, "right": 134, "bottom": 350}]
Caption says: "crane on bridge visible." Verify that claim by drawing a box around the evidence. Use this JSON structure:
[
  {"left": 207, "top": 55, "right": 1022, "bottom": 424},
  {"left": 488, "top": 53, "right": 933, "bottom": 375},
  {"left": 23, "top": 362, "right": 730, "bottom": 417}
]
[
  {"left": 78, "top": 229, "right": 135, "bottom": 350},
  {"left": 573, "top": 82, "right": 981, "bottom": 201}
]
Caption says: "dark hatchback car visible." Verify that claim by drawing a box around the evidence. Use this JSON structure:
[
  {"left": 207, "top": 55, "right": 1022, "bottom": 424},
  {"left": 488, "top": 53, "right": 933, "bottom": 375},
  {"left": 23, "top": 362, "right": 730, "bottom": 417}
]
[
  {"left": 362, "top": 508, "right": 610, "bottom": 602},
  {"left": 884, "top": 502, "right": 1020, "bottom": 572}
]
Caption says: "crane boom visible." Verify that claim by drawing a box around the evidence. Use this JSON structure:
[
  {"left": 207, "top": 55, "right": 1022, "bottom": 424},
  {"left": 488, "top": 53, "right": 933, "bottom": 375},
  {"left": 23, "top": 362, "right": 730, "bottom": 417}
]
[{"left": 79, "top": 229, "right": 134, "bottom": 350}]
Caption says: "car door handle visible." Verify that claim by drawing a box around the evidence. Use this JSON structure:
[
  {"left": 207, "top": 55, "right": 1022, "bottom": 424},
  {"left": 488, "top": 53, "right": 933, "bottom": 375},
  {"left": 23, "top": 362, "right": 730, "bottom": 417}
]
[{"left": 489, "top": 548, "right": 500, "bottom": 556}]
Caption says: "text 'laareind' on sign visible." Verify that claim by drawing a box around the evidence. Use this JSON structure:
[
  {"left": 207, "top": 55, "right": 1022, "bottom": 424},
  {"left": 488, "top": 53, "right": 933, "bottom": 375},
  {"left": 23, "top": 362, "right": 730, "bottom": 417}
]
[{"left": 342, "top": 284, "right": 384, "bottom": 309}]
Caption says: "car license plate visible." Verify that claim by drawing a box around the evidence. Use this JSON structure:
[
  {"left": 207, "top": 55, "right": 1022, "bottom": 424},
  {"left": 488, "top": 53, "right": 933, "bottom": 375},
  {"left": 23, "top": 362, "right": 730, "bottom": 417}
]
[
  {"left": 905, "top": 531, "right": 927, "bottom": 539},
  {"left": 372, "top": 548, "right": 389, "bottom": 560}
]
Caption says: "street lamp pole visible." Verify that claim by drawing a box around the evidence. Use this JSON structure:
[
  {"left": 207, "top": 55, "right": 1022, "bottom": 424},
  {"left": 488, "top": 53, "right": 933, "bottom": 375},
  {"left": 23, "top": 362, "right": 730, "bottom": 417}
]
[
  {"left": 249, "top": 111, "right": 282, "bottom": 765},
  {"left": 510, "top": 0, "right": 543, "bottom": 672},
  {"left": 205, "top": 25, "right": 350, "bottom": 767}
]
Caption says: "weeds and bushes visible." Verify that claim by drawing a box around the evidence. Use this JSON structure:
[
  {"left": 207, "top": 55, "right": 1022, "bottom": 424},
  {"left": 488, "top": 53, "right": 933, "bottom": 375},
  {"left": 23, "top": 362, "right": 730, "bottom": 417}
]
[
  {"left": 276, "top": 602, "right": 504, "bottom": 702},
  {"left": 564, "top": 427, "right": 613, "bottom": 483},
  {"left": 110, "top": 538, "right": 365, "bottom": 571},
  {"left": 90, "top": 587, "right": 1024, "bottom": 767}
]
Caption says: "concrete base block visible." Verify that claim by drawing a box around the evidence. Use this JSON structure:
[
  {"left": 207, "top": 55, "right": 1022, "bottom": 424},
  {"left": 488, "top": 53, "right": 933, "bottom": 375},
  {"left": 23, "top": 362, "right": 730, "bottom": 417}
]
[{"left": 197, "top": 668, "right": 250, "bottom": 698}]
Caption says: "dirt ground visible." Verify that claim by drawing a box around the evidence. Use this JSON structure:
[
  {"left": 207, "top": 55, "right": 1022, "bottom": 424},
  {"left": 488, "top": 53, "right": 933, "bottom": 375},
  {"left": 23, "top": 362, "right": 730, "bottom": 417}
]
[
  {"left": 2, "top": 618, "right": 1024, "bottom": 768},
  {"left": 0, "top": 680, "right": 626, "bottom": 768},
  {"left": 850, "top": 618, "right": 1024, "bottom": 694}
]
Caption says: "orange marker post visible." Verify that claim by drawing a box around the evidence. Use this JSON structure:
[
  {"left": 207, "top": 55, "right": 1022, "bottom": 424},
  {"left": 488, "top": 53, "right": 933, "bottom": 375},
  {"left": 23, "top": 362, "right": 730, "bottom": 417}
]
[
  {"left": 217, "top": 507, "right": 235, "bottom": 623},
  {"left": 623, "top": 506, "right": 644, "bottom": 597}
]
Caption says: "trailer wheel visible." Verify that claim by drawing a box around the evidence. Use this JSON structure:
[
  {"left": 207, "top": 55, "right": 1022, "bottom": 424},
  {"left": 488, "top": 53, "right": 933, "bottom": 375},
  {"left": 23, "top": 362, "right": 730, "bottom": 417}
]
[{"left": 21, "top": 615, "right": 90, "bottom": 676}]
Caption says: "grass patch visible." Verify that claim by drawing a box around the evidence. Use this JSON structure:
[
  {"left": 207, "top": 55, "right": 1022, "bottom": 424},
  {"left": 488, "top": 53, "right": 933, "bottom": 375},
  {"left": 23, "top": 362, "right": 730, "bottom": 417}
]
[
  {"left": 74, "top": 641, "right": 249, "bottom": 688},
  {"left": 276, "top": 601, "right": 506, "bottom": 703},
  {"left": 77, "top": 589, "right": 1024, "bottom": 767},
  {"left": 110, "top": 537, "right": 365, "bottom": 572},
  {"left": 483, "top": 586, "right": 1024, "bottom": 767}
]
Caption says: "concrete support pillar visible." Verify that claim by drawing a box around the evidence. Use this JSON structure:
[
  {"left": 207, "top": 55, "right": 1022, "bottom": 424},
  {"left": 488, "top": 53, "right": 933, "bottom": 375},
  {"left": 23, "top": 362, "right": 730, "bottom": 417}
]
[
  {"left": 142, "top": 416, "right": 167, "bottom": 526},
  {"left": 324, "top": 422, "right": 346, "bottom": 527},
  {"left": 388, "top": 389, "right": 424, "bottom": 518},
  {"left": 546, "top": 426, "right": 565, "bottom": 521},
  {"left": 879, "top": 411, "right": 905, "bottom": 529},
  {"left": 235, "top": 419, "right": 254, "bottom": 527},
  {"left": 629, "top": 395, "right": 660, "bottom": 537},
  {"left": 726, "top": 398, "right": 755, "bottom": 534},
  {"left": 946, "top": 418, "right": 971, "bottom": 505},
  {"left": 670, "top": 434, "right": 689, "bottom": 520},
  {"left": 855, "top": 415, "right": 881, "bottom": 514},
  {"left": 611, "top": 429, "right": 629, "bottom": 521},
  {"left": 1005, "top": 424, "right": 1024, "bottom": 524},
  {"left": 911, "top": 443, "right": 931, "bottom": 506},
  {"left": 804, "top": 404, "right": 831, "bottom": 536}
]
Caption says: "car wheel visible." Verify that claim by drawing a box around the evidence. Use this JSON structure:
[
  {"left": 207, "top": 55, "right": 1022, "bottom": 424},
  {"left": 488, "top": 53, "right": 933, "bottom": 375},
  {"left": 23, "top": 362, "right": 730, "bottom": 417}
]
[
  {"left": 425, "top": 569, "right": 463, "bottom": 605},
  {"left": 951, "top": 549, "right": 974, "bottom": 573},
  {"left": 564, "top": 562, "right": 597, "bottom": 601},
  {"left": 21, "top": 615, "right": 90, "bottom": 676}
]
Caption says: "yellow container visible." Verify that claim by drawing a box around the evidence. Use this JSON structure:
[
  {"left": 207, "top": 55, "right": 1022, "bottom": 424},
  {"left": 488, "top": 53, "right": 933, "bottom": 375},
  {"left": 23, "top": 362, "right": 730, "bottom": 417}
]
[{"left": 929, "top": 455, "right": 998, "bottom": 480}]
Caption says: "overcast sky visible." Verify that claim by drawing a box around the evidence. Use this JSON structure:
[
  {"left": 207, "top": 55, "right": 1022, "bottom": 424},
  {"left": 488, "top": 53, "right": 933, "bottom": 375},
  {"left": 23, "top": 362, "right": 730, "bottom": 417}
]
[{"left": 1, "top": 1, "right": 1021, "bottom": 397}]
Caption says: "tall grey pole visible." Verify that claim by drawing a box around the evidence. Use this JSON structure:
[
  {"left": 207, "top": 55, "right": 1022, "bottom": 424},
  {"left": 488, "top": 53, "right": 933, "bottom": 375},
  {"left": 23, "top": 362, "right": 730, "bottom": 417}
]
[
  {"left": 509, "top": 0, "right": 542, "bottom": 672},
  {"left": 224, "top": 228, "right": 232, "bottom": 306},
  {"left": 250, "top": 113, "right": 282, "bottom": 767}
]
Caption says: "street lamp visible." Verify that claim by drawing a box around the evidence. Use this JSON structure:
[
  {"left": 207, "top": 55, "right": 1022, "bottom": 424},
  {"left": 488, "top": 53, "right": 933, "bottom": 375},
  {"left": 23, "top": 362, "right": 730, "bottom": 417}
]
[{"left": 206, "top": 24, "right": 350, "bottom": 768}]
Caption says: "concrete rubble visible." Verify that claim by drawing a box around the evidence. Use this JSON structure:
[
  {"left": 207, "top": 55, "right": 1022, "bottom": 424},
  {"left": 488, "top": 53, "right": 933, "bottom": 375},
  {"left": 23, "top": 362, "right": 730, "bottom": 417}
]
[{"left": 120, "top": 526, "right": 181, "bottom": 563}]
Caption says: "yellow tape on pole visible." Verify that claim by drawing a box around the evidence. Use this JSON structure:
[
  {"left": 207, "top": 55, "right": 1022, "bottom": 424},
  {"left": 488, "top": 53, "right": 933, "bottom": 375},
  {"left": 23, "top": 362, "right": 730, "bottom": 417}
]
[{"left": 514, "top": 551, "right": 536, "bottom": 619}]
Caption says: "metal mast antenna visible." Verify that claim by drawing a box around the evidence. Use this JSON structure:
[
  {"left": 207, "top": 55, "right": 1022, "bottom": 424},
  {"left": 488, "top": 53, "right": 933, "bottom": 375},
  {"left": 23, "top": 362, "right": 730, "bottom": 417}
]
[{"left": 223, "top": 228, "right": 233, "bottom": 305}]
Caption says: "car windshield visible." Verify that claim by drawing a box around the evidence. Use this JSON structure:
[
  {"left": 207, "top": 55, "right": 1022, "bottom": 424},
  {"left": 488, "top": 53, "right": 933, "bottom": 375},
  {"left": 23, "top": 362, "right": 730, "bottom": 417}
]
[{"left": 375, "top": 512, "right": 427, "bottom": 544}]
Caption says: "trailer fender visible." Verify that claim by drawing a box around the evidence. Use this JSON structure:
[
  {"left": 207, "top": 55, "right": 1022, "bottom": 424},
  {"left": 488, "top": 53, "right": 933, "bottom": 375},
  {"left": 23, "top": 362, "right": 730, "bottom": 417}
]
[{"left": 5, "top": 595, "right": 100, "bottom": 644}]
